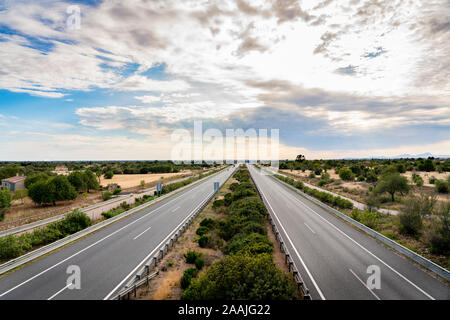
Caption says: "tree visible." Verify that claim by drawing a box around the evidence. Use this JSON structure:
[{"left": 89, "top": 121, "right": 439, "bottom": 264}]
[
  {"left": 68, "top": 171, "right": 87, "bottom": 193},
  {"left": 338, "top": 168, "right": 354, "bottom": 181},
  {"left": 295, "top": 154, "right": 305, "bottom": 162},
  {"left": 29, "top": 176, "right": 77, "bottom": 205},
  {"left": 419, "top": 159, "right": 435, "bottom": 172},
  {"left": 47, "top": 176, "right": 77, "bottom": 204},
  {"left": 95, "top": 169, "right": 102, "bottom": 185},
  {"left": 24, "top": 173, "right": 49, "bottom": 189},
  {"left": 375, "top": 172, "right": 409, "bottom": 201},
  {"left": 104, "top": 170, "right": 114, "bottom": 179},
  {"left": 0, "top": 189, "right": 11, "bottom": 221},
  {"left": 83, "top": 170, "right": 99, "bottom": 192}
]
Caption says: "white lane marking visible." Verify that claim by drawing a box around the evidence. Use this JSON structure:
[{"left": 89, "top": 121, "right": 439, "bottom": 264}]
[
  {"left": 304, "top": 222, "right": 316, "bottom": 234},
  {"left": 47, "top": 284, "right": 70, "bottom": 300},
  {"left": 278, "top": 184, "right": 435, "bottom": 300},
  {"left": 257, "top": 186, "right": 326, "bottom": 300},
  {"left": 349, "top": 269, "right": 381, "bottom": 300},
  {"left": 133, "top": 226, "right": 152, "bottom": 240},
  {"left": 171, "top": 206, "right": 180, "bottom": 212},
  {"left": 103, "top": 191, "right": 214, "bottom": 300},
  {"left": 0, "top": 172, "right": 229, "bottom": 298}
]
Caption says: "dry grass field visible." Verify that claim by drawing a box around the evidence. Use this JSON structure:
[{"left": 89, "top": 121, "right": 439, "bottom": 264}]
[{"left": 99, "top": 170, "right": 193, "bottom": 189}]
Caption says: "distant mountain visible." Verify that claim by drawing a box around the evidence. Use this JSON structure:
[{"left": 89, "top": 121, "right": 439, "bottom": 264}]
[{"left": 342, "top": 153, "right": 450, "bottom": 160}]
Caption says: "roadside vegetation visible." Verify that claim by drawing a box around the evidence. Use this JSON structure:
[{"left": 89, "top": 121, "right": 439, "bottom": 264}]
[
  {"left": 270, "top": 156, "right": 449, "bottom": 269},
  {"left": 0, "top": 210, "right": 91, "bottom": 261}
]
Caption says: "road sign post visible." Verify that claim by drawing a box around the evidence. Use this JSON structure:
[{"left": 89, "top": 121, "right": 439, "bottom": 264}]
[{"left": 156, "top": 183, "right": 162, "bottom": 196}]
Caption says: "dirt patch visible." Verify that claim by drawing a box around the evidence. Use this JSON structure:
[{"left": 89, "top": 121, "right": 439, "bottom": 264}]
[{"left": 1, "top": 192, "right": 102, "bottom": 231}]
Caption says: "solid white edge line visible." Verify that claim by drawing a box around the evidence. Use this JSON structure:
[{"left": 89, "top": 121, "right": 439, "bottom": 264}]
[
  {"left": 279, "top": 182, "right": 435, "bottom": 300},
  {"left": 0, "top": 170, "right": 228, "bottom": 299},
  {"left": 133, "top": 226, "right": 152, "bottom": 240},
  {"left": 349, "top": 268, "right": 381, "bottom": 300},
  {"left": 255, "top": 178, "right": 326, "bottom": 300},
  {"left": 103, "top": 191, "right": 215, "bottom": 300}
]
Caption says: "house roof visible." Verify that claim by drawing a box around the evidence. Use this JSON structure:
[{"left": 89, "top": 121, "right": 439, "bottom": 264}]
[{"left": 2, "top": 176, "right": 26, "bottom": 184}]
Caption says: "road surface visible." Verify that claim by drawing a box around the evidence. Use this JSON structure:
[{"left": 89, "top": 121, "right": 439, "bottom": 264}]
[
  {"left": 0, "top": 166, "right": 235, "bottom": 300},
  {"left": 248, "top": 165, "right": 449, "bottom": 300}
]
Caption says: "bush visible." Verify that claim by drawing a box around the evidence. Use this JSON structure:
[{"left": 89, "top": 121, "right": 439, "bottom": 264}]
[
  {"left": 196, "top": 226, "right": 209, "bottom": 236},
  {"left": 435, "top": 180, "right": 448, "bottom": 193},
  {"left": 0, "top": 189, "right": 11, "bottom": 222},
  {"left": 104, "top": 171, "right": 114, "bottom": 179},
  {"left": 308, "top": 172, "right": 316, "bottom": 178},
  {"left": 226, "top": 233, "right": 273, "bottom": 255},
  {"left": 429, "top": 203, "right": 450, "bottom": 255},
  {"left": 339, "top": 168, "right": 354, "bottom": 181},
  {"left": 198, "top": 235, "right": 209, "bottom": 248},
  {"left": 359, "top": 210, "right": 379, "bottom": 229},
  {"left": 181, "top": 254, "right": 298, "bottom": 300},
  {"left": 113, "top": 188, "right": 122, "bottom": 195},
  {"left": 195, "top": 257, "right": 205, "bottom": 270},
  {"left": 181, "top": 267, "right": 198, "bottom": 289},
  {"left": 200, "top": 218, "right": 215, "bottom": 228},
  {"left": 212, "top": 199, "right": 225, "bottom": 209},
  {"left": 102, "top": 191, "right": 112, "bottom": 201},
  {"left": 398, "top": 195, "right": 435, "bottom": 236},
  {"left": 184, "top": 250, "right": 202, "bottom": 264},
  {"left": 357, "top": 175, "right": 365, "bottom": 182},
  {"left": 429, "top": 176, "right": 437, "bottom": 184},
  {"left": 0, "top": 210, "right": 91, "bottom": 260}
]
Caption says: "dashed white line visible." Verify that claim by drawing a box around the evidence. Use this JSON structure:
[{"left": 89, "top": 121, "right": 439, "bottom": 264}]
[
  {"left": 304, "top": 222, "right": 316, "bottom": 234},
  {"left": 171, "top": 206, "right": 180, "bottom": 212},
  {"left": 133, "top": 226, "right": 152, "bottom": 240},
  {"left": 47, "top": 284, "right": 70, "bottom": 300},
  {"left": 276, "top": 178, "right": 435, "bottom": 300},
  {"left": 349, "top": 269, "right": 381, "bottom": 300}
]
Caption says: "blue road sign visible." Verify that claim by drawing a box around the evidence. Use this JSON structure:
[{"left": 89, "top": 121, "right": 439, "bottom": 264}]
[
  {"left": 156, "top": 183, "right": 162, "bottom": 192},
  {"left": 214, "top": 182, "right": 220, "bottom": 192}
]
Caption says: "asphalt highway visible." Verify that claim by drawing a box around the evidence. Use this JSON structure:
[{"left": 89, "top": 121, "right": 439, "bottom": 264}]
[
  {"left": 248, "top": 164, "right": 449, "bottom": 300},
  {"left": 0, "top": 166, "right": 236, "bottom": 300}
]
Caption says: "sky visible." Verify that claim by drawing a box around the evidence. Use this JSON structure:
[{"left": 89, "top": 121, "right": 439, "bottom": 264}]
[{"left": 0, "top": 0, "right": 449, "bottom": 161}]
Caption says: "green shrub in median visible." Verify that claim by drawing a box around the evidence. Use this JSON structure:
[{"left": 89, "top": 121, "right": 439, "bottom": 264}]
[
  {"left": 181, "top": 254, "right": 298, "bottom": 300},
  {"left": 198, "top": 235, "right": 209, "bottom": 248},
  {"left": 184, "top": 250, "right": 202, "bottom": 264},
  {"left": 181, "top": 267, "right": 199, "bottom": 289},
  {"left": 196, "top": 226, "right": 209, "bottom": 236}
]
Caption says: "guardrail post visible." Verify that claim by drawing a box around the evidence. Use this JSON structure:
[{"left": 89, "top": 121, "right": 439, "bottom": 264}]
[
  {"left": 279, "top": 241, "right": 283, "bottom": 251},
  {"left": 165, "top": 243, "right": 169, "bottom": 252},
  {"left": 134, "top": 285, "right": 137, "bottom": 297},
  {"left": 285, "top": 253, "right": 289, "bottom": 264},
  {"left": 289, "top": 261, "right": 293, "bottom": 272},
  {"left": 160, "top": 249, "right": 164, "bottom": 259},
  {"left": 153, "top": 256, "right": 157, "bottom": 266},
  {"left": 145, "top": 264, "right": 150, "bottom": 274}
]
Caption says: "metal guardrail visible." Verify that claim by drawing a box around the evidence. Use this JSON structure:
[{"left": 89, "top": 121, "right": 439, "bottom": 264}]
[
  {"left": 268, "top": 170, "right": 450, "bottom": 282},
  {"left": 110, "top": 166, "right": 237, "bottom": 300},
  {"left": 0, "top": 167, "right": 229, "bottom": 276},
  {"left": 248, "top": 167, "right": 311, "bottom": 300},
  {"left": 0, "top": 170, "right": 222, "bottom": 237}
]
